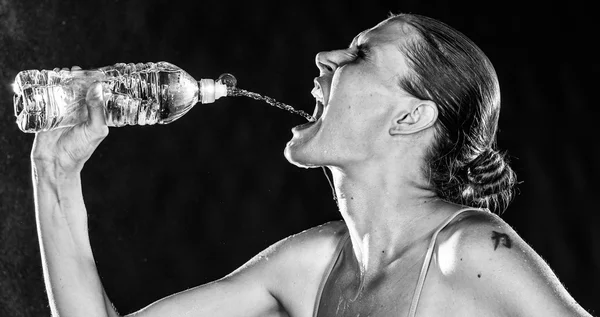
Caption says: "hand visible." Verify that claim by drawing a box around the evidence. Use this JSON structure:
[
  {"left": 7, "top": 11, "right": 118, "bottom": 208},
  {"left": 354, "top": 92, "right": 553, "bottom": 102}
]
[{"left": 31, "top": 66, "right": 109, "bottom": 175}]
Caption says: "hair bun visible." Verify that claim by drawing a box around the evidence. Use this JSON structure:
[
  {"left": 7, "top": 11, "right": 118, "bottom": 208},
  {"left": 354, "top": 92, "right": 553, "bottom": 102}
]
[
  {"left": 465, "top": 148, "right": 515, "bottom": 198},
  {"left": 467, "top": 149, "right": 503, "bottom": 184}
]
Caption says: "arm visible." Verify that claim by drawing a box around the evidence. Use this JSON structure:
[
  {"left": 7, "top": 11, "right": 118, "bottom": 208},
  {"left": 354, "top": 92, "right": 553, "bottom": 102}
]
[
  {"left": 126, "top": 221, "right": 346, "bottom": 317},
  {"left": 32, "top": 81, "right": 284, "bottom": 317},
  {"left": 445, "top": 212, "right": 592, "bottom": 317},
  {"left": 32, "top": 80, "right": 119, "bottom": 317},
  {"left": 32, "top": 79, "right": 345, "bottom": 317},
  {"left": 33, "top": 163, "right": 120, "bottom": 317},
  {"left": 34, "top": 163, "right": 296, "bottom": 317}
]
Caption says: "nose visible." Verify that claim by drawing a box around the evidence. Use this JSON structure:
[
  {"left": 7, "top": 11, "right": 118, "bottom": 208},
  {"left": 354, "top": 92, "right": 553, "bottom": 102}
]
[{"left": 315, "top": 51, "right": 338, "bottom": 74}]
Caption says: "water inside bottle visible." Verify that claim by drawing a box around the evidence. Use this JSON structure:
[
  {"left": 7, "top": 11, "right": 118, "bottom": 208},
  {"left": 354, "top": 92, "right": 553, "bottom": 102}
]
[
  {"left": 13, "top": 62, "right": 200, "bottom": 132},
  {"left": 13, "top": 69, "right": 103, "bottom": 132},
  {"left": 99, "top": 62, "right": 200, "bottom": 127},
  {"left": 227, "top": 87, "right": 315, "bottom": 122}
]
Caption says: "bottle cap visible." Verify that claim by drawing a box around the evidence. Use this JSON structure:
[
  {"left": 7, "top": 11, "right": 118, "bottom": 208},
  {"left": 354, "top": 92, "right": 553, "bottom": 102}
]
[
  {"left": 214, "top": 82, "right": 227, "bottom": 100},
  {"left": 199, "top": 79, "right": 228, "bottom": 104}
]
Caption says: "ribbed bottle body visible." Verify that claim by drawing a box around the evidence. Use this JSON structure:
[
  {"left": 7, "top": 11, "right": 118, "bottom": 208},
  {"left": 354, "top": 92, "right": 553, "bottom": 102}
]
[{"left": 13, "top": 62, "right": 200, "bottom": 133}]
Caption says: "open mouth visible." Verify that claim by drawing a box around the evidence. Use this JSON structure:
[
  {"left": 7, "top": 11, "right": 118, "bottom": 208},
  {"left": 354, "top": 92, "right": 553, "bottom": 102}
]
[
  {"left": 292, "top": 99, "right": 322, "bottom": 131},
  {"left": 312, "top": 100, "right": 324, "bottom": 121},
  {"left": 311, "top": 79, "right": 326, "bottom": 121},
  {"left": 292, "top": 99, "right": 323, "bottom": 131}
]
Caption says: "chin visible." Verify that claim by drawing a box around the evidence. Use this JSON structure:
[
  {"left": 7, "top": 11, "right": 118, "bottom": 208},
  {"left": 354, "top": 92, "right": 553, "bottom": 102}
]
[
  {"left": 284, "top": 140, "right": 321, "bottom": 169},
  {"left": 283, "top": 119, "right": 325, "bottom": 168}
]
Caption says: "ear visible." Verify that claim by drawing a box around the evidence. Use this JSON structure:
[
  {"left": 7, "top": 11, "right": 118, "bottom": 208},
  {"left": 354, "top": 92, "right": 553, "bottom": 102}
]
[{"left": 389, "top": 100, "right": 438, "bottom": 135}]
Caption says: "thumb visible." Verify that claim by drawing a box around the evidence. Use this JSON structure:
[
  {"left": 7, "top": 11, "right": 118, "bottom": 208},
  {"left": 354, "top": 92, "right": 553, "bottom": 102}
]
[{"left": 85, "top": 82, "right": 108, "bottom": 135}]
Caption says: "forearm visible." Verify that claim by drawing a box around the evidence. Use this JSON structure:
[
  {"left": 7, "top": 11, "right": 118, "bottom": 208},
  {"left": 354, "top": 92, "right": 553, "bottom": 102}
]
[{"left": 33, "top": 161, "right": 118, "bottom": 317}]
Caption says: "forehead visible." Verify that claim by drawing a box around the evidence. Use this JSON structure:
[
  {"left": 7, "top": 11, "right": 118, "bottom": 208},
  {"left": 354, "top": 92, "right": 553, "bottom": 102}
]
[
  {"left": 349, "top": 19, "right": 416, "bottom": 95},
  {"left": 349, "top": 19, "right": 412, "bottom": 47}
]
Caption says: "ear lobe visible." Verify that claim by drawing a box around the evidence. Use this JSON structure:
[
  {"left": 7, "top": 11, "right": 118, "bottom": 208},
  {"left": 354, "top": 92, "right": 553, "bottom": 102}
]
[{"left": 389, "top": 100, "right": 438, "bottom": 135}]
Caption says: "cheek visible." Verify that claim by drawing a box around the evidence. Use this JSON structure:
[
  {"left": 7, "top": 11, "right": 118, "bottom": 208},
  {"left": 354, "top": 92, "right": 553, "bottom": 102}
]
[
  {"left": 319, "top": 69, "right": 394, "bottom": 152},
  {"left": 317, "top": 105, "right": 380, "bottom": 158}
]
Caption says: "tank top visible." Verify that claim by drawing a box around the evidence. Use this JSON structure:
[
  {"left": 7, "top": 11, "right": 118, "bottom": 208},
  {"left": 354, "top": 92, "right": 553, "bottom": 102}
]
[{"left": 312, "top": 207, "right": 483, "bottom": 317}]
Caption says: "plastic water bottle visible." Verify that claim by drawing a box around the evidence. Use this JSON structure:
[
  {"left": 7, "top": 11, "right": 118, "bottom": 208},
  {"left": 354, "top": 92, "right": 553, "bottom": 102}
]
[{"left": 12, "top": 62, "right": 235, "bottom": 133}]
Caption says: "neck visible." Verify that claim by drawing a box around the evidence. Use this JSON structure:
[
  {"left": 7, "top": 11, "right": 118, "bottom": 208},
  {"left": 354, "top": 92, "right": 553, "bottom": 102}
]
[{"left": 328, "top": 163, "right": 461, "bottom": 283}]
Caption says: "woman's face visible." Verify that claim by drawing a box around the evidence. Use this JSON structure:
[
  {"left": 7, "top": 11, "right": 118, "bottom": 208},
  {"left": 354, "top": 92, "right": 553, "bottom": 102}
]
[{"left": 285, "top": 19, "right": 415, "bottom": 168}]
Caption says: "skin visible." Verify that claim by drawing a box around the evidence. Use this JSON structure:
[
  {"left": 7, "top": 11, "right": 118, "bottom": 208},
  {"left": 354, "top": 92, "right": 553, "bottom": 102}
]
[{"left": 31, "top": 18, "right": 591, "bottom": 317}]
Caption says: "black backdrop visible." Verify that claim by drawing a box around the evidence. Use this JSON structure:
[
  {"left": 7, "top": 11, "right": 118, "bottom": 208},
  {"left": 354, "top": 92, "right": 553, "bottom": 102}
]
[{"left": 0, "top": 0, "right": 598, "bottom": 315}]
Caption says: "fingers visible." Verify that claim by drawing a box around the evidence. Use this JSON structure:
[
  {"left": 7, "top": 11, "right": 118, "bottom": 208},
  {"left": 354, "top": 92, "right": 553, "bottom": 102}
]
[
  {"left": 84, "top": 82, "right": 109, "bottom": 137},
  {"left": 70, "top": 66, "right": 83, "bottom": 76},
  {"left": 57, "top": 66, "right": 82, "bottom": 73}
]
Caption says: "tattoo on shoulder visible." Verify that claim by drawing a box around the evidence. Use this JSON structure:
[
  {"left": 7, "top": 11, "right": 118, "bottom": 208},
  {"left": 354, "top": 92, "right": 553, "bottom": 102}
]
[{"left": 491, "top": 231, "right": 512, "bottom": 250}]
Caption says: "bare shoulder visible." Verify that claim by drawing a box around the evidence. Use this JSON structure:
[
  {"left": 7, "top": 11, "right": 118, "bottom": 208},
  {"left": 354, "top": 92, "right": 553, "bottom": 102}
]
[
  {"left": 224, "top": 220, "right": 348, "bottom": 315},
  {"left": 265, "top": 220, "right": 348, "bottom": 260},
  {"left": 435, "top": 210, "right": 591, "bottom": 317},
  {"left": 229, "top": 220, "right": 347, "bottom": 276},
  {"left": 123, "top": 222, "right": 348, "bottom": 317},
  {"left": 438, "top": 211, "right": 550, "bottom": 280}
]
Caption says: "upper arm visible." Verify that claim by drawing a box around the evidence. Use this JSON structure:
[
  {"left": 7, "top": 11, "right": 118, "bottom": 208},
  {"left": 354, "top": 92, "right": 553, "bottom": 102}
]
[
  {"left": 439, "top": 212, "right": 591, "bottom": 317},
  {"left": 125, "top": 276, "right": 280, "bottom": 317},
  {"left": 125, "top": 221, "right": 346, "bottom": 317}
]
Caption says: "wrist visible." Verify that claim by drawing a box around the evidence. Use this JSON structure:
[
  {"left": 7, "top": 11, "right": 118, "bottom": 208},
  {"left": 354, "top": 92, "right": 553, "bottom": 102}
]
[{"left": 32, "top": 159, "right": 82, "bottom": 183}]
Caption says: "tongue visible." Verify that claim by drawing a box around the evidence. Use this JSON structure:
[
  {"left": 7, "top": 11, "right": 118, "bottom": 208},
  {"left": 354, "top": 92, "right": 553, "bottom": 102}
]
[{"left": 313, "top": 101, "right": 323, "bottom": 120}]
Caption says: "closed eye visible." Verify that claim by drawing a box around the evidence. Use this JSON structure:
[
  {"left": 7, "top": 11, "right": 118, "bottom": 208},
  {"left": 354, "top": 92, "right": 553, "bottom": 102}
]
[{"left": 349, "top": 44, "right": 370, "bottom": 63}]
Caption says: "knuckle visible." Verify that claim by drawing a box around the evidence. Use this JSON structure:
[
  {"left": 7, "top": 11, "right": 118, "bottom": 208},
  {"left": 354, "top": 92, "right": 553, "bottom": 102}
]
[
  {"left": 86, "top": 125, "right": 109, "bottom": 140},
  {"left": 97, "top": 126, "right": 109, "bottom": 138}
]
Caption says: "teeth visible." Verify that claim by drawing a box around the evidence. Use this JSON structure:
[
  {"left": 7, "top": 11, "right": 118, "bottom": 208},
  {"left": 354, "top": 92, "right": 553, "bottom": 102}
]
[{"left": 311, "top": 87, "right": 324, "bottom": 104}]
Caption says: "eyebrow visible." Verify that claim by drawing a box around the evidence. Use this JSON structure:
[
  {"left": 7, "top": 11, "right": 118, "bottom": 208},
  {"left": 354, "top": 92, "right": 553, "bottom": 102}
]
[{"left": 349, "top": 30, "right": 368, "bottom": 48}]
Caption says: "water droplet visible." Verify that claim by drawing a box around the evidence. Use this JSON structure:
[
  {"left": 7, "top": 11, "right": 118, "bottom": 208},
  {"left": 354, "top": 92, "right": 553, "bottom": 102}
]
[{"left": 217, "top": 73, "right": 237, "bottom": 88}]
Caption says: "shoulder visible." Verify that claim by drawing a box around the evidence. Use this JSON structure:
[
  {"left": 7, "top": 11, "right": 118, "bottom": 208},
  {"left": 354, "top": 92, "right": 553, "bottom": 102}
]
[
  {"left": 226, "top": 220, "right": 348, "bottom": 289},
  {"left": 434, "top": 210, "right": 590, "bottom": 316},
  {"left": 251, "top": 220, "right": 348, "bottom": 268},
  {"left": 223, "top": 220, "right": 347, "bottom": 315},
  {"left": 435, "top": 210, "right": 525, "bottom": 280},
  {"left": 436, "top": 210, "right": 543, "bottom": 280},
  {"left": 437, "top": 210, "right": 514, "bottom": 261},
  {"left": 270, "top": 220, "right": 348, "bottom": 279}
]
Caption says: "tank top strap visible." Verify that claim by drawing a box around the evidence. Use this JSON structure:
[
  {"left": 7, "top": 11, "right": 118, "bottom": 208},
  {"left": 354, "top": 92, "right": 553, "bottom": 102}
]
[
  {"left": 312, "top": 223, "right": 350, "bottom": 317},
  {"left": 407, "top": 207, "right": 486, "bottom": 317}
]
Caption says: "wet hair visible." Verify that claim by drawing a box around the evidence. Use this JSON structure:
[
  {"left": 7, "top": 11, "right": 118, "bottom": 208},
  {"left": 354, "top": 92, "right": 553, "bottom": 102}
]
[{"left": 389, "top": 13, "right": 516, "bottom": 212}]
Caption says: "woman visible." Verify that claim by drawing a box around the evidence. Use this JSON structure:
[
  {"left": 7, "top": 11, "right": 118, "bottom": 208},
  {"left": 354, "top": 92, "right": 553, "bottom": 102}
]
[{"left": 30, "top": 13, "right": 591, "bottom": 317}]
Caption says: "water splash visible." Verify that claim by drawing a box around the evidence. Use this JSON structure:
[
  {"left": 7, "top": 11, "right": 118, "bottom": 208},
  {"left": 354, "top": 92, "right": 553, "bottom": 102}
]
[{"left": 227, "top": 87, "right": 315, "bottom": 122}]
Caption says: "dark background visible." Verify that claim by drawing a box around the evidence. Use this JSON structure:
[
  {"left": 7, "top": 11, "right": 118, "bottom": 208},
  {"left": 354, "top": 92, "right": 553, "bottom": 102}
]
[{"left": 0, "top": 0, "right": 598, "bottom": 315}]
